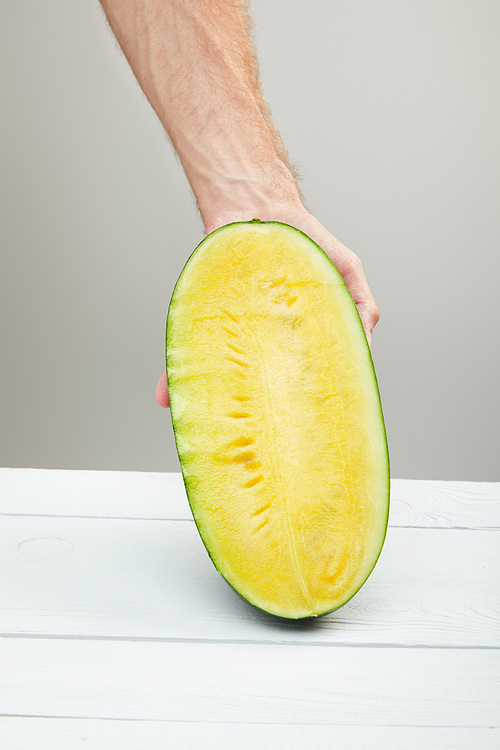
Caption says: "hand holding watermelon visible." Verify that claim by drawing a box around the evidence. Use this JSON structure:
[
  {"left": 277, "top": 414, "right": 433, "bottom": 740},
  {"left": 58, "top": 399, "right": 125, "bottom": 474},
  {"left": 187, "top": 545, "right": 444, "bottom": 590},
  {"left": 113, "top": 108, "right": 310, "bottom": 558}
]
[{"left": 155, "top": 204, "right": 379, "bottom": 409}]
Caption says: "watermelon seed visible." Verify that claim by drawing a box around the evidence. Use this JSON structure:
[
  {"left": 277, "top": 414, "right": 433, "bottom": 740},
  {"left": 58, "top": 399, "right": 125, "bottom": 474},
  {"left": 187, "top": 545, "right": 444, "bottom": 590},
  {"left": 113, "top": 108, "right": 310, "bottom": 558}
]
[
  {"left": 222, "top": 326, "right": 239, "bottom": 337},
  {"left": 227, "top": 436, "right": 254, "bottom": 448},
  {"left": 245, "top": 476, "right": 265, "bottom": 490},
  {"left": 232, "top": 451, "right": 256, "bottom": 463},
  {"left": 252, "top": 501, "right": 271, "bottom": 515},
  {"left": 227, "top": 343, "right": 244, "bottom": 354},
  {"left": 254, "top": 516, "right": 269, "bottom": 531},
  {"left": 271, "top": 276, "right": 286, "bottom": 287},
  {"left": 221, "top": 308, "right": 238, "bottom": 323},
  {"left": 228, "top": 356, "right": 249, "bottom": 368}
]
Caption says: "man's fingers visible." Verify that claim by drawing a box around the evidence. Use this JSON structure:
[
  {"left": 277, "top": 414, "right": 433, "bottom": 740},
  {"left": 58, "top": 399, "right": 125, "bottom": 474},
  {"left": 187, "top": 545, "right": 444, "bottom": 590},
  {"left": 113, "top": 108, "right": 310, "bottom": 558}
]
[
  {"left": 295, "top": 217, "right": 380, "bottom": 350},
  {"left": 326, "top": 244, "right": 380, "bottom": 349},
  {"left": 155, "top": 370, "right": 170, "bottom": 408},
  {"left": 355, "top": 300, "right": 380, "bottom": 349}
]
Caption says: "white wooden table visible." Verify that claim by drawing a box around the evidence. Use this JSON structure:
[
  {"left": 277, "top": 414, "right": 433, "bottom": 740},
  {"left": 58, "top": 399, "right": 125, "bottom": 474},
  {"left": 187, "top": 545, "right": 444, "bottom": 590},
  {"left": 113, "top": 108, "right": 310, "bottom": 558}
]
[{"left": 0, "top": 468, "right": 498, "bottom": 748}]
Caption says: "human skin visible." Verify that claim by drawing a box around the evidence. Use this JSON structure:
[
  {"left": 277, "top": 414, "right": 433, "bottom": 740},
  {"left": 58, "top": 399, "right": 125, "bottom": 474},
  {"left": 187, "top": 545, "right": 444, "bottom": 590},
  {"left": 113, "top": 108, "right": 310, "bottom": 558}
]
[{"left": 99, "top": 0, "right": 380, "bottom": 408}]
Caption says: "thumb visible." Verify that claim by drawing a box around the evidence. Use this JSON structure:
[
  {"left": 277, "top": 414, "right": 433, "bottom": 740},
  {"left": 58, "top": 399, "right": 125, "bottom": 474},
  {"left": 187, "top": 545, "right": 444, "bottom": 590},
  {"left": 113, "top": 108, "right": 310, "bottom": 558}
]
[{"left": 155, "top": 370, "right": 170, "bottom": 408}]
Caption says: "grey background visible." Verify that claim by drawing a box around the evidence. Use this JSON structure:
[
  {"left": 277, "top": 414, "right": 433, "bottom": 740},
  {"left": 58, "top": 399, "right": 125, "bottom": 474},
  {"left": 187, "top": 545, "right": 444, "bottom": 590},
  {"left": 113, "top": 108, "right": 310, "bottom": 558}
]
[{"left": 1, "top": 0, "right": 498, "bottom": 480}]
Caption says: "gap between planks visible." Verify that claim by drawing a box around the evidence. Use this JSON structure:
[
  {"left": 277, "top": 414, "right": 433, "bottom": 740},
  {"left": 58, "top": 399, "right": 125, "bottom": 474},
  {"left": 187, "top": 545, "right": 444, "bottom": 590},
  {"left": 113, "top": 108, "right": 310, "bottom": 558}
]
[
  {"left": 0, "top": 512, "right": 497, "bottom": 531},
  {"left": 0, "top": 716, "right": 498, "bottom": 728},
  {"left": 0, "top": 634, "right": 497, "bottom": 650}
]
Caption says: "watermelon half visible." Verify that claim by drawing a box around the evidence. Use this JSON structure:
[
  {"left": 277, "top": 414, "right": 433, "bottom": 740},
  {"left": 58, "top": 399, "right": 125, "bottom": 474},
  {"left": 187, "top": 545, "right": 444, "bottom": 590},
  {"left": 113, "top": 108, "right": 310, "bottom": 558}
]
[{"left": 165, "top": 219, "right": 390, "bottom": 619}]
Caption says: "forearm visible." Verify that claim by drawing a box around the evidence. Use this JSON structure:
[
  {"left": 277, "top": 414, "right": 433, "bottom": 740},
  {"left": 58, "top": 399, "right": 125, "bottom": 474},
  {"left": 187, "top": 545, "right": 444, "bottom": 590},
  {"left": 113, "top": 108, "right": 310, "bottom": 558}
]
[{"left": 100, "top": 0, "right": 304, "bottom": 228}]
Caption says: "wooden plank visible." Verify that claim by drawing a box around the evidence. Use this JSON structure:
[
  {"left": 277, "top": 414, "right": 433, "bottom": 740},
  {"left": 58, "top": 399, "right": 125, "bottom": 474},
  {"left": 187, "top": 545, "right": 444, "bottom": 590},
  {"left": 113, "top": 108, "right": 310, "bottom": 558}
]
[
  {"left": 0, "top": 468, "right": 190, "bottom": 520},
  {"left": 0, "top": 639, "right": 498, "bottom": 726},
  {"left": 389, "top": 478, "right": 500, "bottom": 529},
  {"left": 1, "top": 469, "right": 499, "bottom": 529},
  {"left": 0, "top": 718, "right": 498, "bottom": 750},
  {"left": 1, "top": 515, "right": 498, "bottom": 647}
]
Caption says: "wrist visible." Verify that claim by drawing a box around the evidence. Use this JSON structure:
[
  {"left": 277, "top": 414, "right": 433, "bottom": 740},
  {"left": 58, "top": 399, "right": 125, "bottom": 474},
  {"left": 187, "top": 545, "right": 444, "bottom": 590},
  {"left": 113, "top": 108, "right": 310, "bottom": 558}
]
[{"left": 195, "top": 160, "right": 305, "bottom": 234}]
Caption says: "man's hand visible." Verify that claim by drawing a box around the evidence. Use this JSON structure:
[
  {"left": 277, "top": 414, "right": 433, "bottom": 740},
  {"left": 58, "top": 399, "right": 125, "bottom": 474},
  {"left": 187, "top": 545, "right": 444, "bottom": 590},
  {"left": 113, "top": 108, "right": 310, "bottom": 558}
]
[
  {"left": 98, "top": 0, "right": 380, "bottom": 410},
  {"left": 155, "top": 203, "right": 379, "bottom": 409}
]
